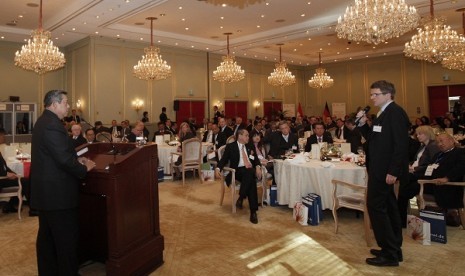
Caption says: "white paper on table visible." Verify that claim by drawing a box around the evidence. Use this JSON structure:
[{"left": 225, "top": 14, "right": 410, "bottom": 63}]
[
  {"left": 311, "top": 144, "right": 320, "bottom": 160},
  {"left": 289, "top": 154, "right": 306, "bottom": 164},
  {"left": 155, "top": 135, "right": 164, "bottom": 144},
  {"left": 339, "top": 143, "right": 351, "bottom": 154},
  {"left": 163, "top": 134, "right": 171, "bottom": 142}
]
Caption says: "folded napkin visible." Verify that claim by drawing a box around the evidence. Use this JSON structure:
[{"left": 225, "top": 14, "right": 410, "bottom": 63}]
[{"left": 286, "top": 154, "right": 306, "bottom": 164}]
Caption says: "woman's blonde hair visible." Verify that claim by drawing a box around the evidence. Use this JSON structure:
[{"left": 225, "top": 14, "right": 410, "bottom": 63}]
[{"left": 415, "top": 125, "right": 436, "bottom": 141}]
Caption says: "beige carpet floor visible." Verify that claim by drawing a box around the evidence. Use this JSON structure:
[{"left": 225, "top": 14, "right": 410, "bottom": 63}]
[{"left": 1, "top": 177, "right": 465, "bottom": 276}]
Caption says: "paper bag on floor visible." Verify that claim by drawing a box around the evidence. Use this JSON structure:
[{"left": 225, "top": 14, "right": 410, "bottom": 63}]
[{"left": 407, "top": 215, "right": 431, "bottom": 245}]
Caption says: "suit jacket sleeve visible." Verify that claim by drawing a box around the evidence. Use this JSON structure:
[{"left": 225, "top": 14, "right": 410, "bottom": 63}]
[
  {"left": 217, "top": 143, "right": 233, "bottom": 171},
  {"left": 386, "top": 104, "right": 410, "bottom": 177}
]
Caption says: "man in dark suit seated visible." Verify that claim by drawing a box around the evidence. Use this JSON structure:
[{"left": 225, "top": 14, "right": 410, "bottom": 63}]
[
  {"left": 109, "top": 120, "right": 122, "bottom": 139},
  {"left": 0, "top": 152, "right": 20, "bottom": 213},
  {"left": 70, "top": 124, "right": 87, "bottom": 148},
  {"left": 127, "top": 121, "right": 146, "bottom": 143},
  {"left": 215, "top": 129, "right": 262, "bottom": 224},
  {"left": 219, "top": 117, "right": 234, "bottom": 139},
  {"left": 202, "top": 122, "right": 214, "bottom": 143},
  {"left": 305, "top": 122, "right": 333, "bottom": 152},
  {"left": 94, "top": 121, "right": 110, "bottom": 134},
  {"left": 85, "top": 128, "right": 97, "bottom": 144},
  {"left": 345, "top": 118, "right": 363, "bottom": 153},
  {"left": 335, "top": 118, "right": 350, "bottom": 140},
  {"left": 419, "top": 132, "right": 465, "bottom": 211},
  {"left": 203, "top": 123, "right": 226, "bottom": 162},
  {"left": 152, "top": 122, "right": 173, "bottom": 141},
  {"left": 267, "top": 121, "right": 299, "bottom": 159}
]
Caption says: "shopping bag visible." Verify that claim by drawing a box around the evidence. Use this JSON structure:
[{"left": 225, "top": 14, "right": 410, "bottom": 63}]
[{"left": 407, "top": 215, "right": 431, "bottom": 245}]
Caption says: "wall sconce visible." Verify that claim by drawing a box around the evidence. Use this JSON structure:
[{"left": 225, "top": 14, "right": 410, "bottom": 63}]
[
  {"left": 234, "top": 91, "right": 239, "bottom": 97},
  {"left": 132, "top": 99, "right": 144, "bottom": 112},
  {"left": 214, "top": 101, "right": 223, "bottom": 109},
  {"left": 272, "top": 91, "right": 276, "bottom": 99},
  {"left": 76, "top": 99, "right": 82, "bottom": 112},
  {"left": 189, "top": 89, "right": 194, "bottom": 96},
  {"left": 254, "top": 101, "right": 261, "bottom": 111}
]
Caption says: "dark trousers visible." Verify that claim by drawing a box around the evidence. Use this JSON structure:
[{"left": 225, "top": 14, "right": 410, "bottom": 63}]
[
  {"left": 37, "top": 208, "right": 79, "bottom": 276},
  {"left": 367, "top": 178, "right": 403, "bottom": 260},
  {"left": 397, "top": 173, "right": 420, "bottom": 227},
  {"left": 235, "top": 167, "right": 258, "bottom": 212},
  {"left": 0, "top": 178, "right": 19, "bottom": 206}
]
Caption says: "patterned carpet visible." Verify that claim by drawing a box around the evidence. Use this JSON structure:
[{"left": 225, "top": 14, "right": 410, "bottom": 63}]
[{"left": 1, "top": 178, "right": 465, "bottom": 275}]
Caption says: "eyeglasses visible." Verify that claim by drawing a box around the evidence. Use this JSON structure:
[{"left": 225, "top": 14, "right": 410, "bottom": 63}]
[{"left": 370, "top": 93, "right": 386, "bottom": 97}]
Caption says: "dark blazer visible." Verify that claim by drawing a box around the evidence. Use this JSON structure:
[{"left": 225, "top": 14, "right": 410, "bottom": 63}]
[
  {"left": 425, "top": 147, "right": 465, "bottom": 208},
  {"left": 268, "top": 131, "right": 299, "bottom": 158},
  {"left": 109, "top": 126, "right": 122, "bottom": 135},
  {"left": 305, "top": 132, "right": 334, "bottom": 152},
  {"left": 367, "top": 102, "right": 409, "bottom": 179},
  {"left": 221, "top": 126, "right": 234, "bottom": 140},
  {"left": 66, "top": 115, "right": 81, "bottom": 123},
  {"left": 121, "top": 127, "right": 131, "bottom": 138},
  {"left": 412, "top": 141, "right": 440, "bottom": 177},
  {"left": 0, "top": 152, "right": 14, "bottom": 176},
  {"left": 159, "top": 112, "right": 168, "bottom": 123},
  {"left": 345, "top": 127, "right": 363, "bottom": 154},
  {"left": 71, "top": 135, "right": 87, "bottom": 148},
  {"left": 31, "top": 110, "right": 87, "bottom": 210},
  {"left": 213, "top": 132, "right": 226, "bottom": 149},
  {"left": 335, "top": 126, "right": 350, "bottom": 140},
  {"left": 202, "top": 130, "right": 213, "bottom": 143},
  {"left": 232, "top": 124, "right": 244, "bottom": 136},
  {"left": 217, "top": 142, "right": 260, "bottom": 185}
]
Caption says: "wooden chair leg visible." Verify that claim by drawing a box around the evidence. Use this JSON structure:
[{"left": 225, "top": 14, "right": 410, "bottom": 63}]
[
  {"left": 219, "top": 182, "right": 225, "bottom": 206},
  {"left": 332, "top": 208, "right": 339, "bottom": 234},
  {"left": 231, "top": 185, "right": 236, "bottom": 213},
  {"left": 182, "top": 170, "right": 185, "bottom": 186},
  {"left": 459, "top": 208, "right": 465, "bottom": 230}
]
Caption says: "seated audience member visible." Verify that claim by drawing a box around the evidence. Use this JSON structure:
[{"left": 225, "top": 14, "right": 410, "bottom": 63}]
[
  {"left": 94, "top": 121, "right": 110, "bottom": 134},
  {"left": 324, "top": 116, "right": 336, "bottom": 130},
  {"left": 335, "top": 118, "right": 349, "bottom": 140},
  {"left": 202, "top": 122, "right": 214, "bottom": 143},
  {"left": 203, "top": 123, "right": 226, "bottom": 163},
  {"left": 165, "top": 119, "right": 176, "bottom": 134},
  {"left": 305, "top": 122, "right": 333, "bottom": 152},
  {"left": 397, "top": 126, "right": 440, "bottom": 226},
  {"left": 218, "top": 117, "right": 234, "bottom": 139},
  {"left": 120, "top": 120, "right": 131, "bottom": 139},
  {"left": 85, "top": 128, "right": 97, "bottom": 143},
  {"left": 70, "top": 124, "right": 87, "bottom": 148},
  {"left": 152, "top": 121, "right": 172, "bottom": 141},
  {"left": 141, "top": 111, "right": 149, "bottom": 123},
  {"left": 0, "top": 152, "right": 20, "bottom": 213},
  {"left": 0, "top": 128, "right": 7, "bottom": 155},
  {"left": 66, "top": 109, "right": 81, "bottom": 123},
  {"left": 245, "top": 119, "right": 253, "bottom": 132},
  {"left": 127, "top": 121, "right": 146, "bottom": 143},
  {"left": 415, "top": 133, "right": 465, "bottom": 212},
  {"left": 250, "top": 120, "right": 265, "bottom": 138},
  {"left": 109, "top": 120, "right": 122, "bottom": 138},
  {"left": 215, "top": 129, "right": 262, "bottom": 224},
  {"left": 172, "top": 122, "right": 197, "bottom": 178},
  {"left": 345, "top": 118, "right": 362, "bottom": 153},
  {"left": 267, "top": 121, "right": 299, "bottom": 158}
]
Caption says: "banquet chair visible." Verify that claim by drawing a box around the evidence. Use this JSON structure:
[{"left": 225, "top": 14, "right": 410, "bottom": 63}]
[
  {"left": 417, "top": 180, "right": 465, "bottom": 230},
  {"left": 170, "top": 138, "right": 203, "bottom": 186},
  {"left": 96, "top": 132, "right": 111, "bottom": 142},
  {"left": 217, "top": 145, "right": 266, "bottom": 213},
  {"left": 0, "top": 176, "right": 23, "bottom": 220},
  {"left": 226, "top": 135, "right": 236, "bottom": 144},
  {"left": 331, "top": 179, "right": 371, "bottom": 246}
]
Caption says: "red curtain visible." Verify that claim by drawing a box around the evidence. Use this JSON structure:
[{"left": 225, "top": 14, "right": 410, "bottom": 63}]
[
  {"left": 428, "top": 86, "right": 448, "bottom": 121},
  {"left": 224, "top": 101, "right": 248, "bottom": 121},
  {"left": 175, "top": 101, "right": 205, "bottom": 127},
  {"left": 263, "top": 101, "right": 282, "bottom": 119}
]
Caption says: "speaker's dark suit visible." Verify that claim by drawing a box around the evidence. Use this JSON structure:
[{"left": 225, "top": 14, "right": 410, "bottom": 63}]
[
  {"left": 366, "top": 102, "right": 409, "bottom": 261},
  {"left": 31, "top": 109, "right": 88, "bottom": 276},
  {"left": 304, "top": 133, "right": 333, "bottom": 152},
  {"left": 217, "top": 142, "right": 260, "bottom": 211},
  {"left": 267, "top": 131, "right": 299, "bottom": 158}
]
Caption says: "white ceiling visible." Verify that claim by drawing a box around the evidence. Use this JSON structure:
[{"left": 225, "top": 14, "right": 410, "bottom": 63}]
[{"left": 1, "top": 0, "right": 464, "bottom": 66}]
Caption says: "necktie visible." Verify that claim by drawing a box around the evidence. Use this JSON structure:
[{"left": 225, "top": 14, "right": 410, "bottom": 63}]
[
  {"left": 242, "top": 145, "right": 252, "bottom": 168},
  {"left": 318, "top": 137, "right": 322, "bottom": 143}
]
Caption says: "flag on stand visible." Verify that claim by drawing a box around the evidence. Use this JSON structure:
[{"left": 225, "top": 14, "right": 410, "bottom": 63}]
[
  {"left": 322, "top": 102, "right": 331, "bottom": 119},
  {"left": 297, "top": 103, "right": 304, "bottom": 117}
]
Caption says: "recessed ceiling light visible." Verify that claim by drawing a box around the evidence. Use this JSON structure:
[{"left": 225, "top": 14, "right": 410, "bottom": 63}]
[
  {"left": 175, "top": 42, "right": 178, "bottom": 45},
  {"left": 293, "top": 49, "right": 297, "bottom": 52},
  {"left": 265, "top": 2, "right": 269, "bottom": 5},
  {"left": 160, "top": 13, "right": 166, "bottom": 17},
  {"left": 383, "top": 53, "right": 387, "bottom": 55},
  {"left": 346, "top": 47, "right": 349, "bottom": 50},
  {"left": 366, "top": 55, "right": 369, "bottom": 57},
  {"left": 349, "top": 57, "right": 352, "bottom": 60},
  {"left": 72, "top": 27, "right": 76, "bottom": 31},
  {"left": 96, "top": 15, "right": 100, "bottom": 19},
  {"left": 125, "top": 0, "right": 130, "bottom": 3},
  {"left": 301, "top": 14, "right": 305, "bottom": 17},
  {"left": 23, "top": 39, "right": 27, "bottom": 42},
  {"left": 95, "top": 31, "right": 99, "bottom": 34},
  {"left": 261, "top": 15, "right": 265, "bottom": 18},
  {"left": 18, "top": 15, "right": 23, "bottom": 18},
  {"left": 319, "top": 48, "right": 323, "bottom": 51},
  {"left": 299, "top": 43, "right": 303, "bottom": 46},
  {"left": 182, "top": 18, "right": 185, "bottom": 21},
  {"left": 254, "top": 55, "right": 257, "bottom": 57},
  {"left": 220, "top": 26, "right": 223, "bottom": 29},
  {"left": 308, "top": 2, "right": 311, "bottom": 4},
  {"left": 220, "top": 16, "right": 224, "bottom": 20},
  {"left": 158, "top": 40, "right": 161, "bottom": 43},
  {"left": 384, "top": 41, "right": 388, "bottom": 44},
  {"left": 257, "top": 25, "right": 260, "bottom": 28},
  {"left": 109, "top": 8, "right": 113, "bottom": 11},
  {"left": 308, "top": 38, "right": 312, "bottom": 41},
  {"left": 1, "top": 36, "right": 4, "bottom": 39},
  {"left": 185, "top": 27, "right": 189, "bottom": 30},
  {"left": 327, "top": 43, "right": 331, "bottom": 46},
  {"left": 140, "top": 38, "right": 143, "bottom": 40},
  {"left": 83, "top": 22, "right": 87, "bottom": 25},
  {"left": 178, "top": 6, "right": 183, "bottom": 9},
  {"left": 191, "top": 45, "right": 194, "bottom": 48},
  {"left": 55, "top": 37, "right": 58, "bottom": 40},
  {"left": 337, "top": 52, "right": 340, "bottom": 54},
  {"left": 244, "top": 53, "right": 247, "bottom": 56},
  {"left": 373, "top": 46, "right": 376, "bottom": 49},
  {"left": 222, "top": 4, "right": 227, "bottom": 7},
  {"left": 206, "top": 47, "right": 209, "bottom": 50}
]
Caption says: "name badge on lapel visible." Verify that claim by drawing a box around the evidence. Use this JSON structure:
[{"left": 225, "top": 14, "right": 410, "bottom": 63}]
[
  {"left": 292, "top": 146, "right": 297, "bottom": 150},
  {"left": 373, "top": 125, "right": 382, "bottom": 132},
  {"left": 249, "top": 155, "right": 255, "bottom": 160},
  {"left": 424, "top": 164, "right": 439, "bottom": 176}
]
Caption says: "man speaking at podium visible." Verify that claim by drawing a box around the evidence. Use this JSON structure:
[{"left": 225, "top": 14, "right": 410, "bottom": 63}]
[{"left": 31, "top": 90, "right": 96, "bottom": 276}]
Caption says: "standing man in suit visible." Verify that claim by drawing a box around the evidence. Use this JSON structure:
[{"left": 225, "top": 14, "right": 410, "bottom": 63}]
[
  {"left": 305, "top": 122, "right": 333, "bottom": 152},
  {"left": 213, "top": 105, "right": 221, "bottom": 124},
  {"left": 362, "top": 80, "right": 409, "bottom": 267},
  {"left": 31, "top": 90, "right": 96, "bottom": 275},
  {"left": 215, "top": 129, "right": 262, "bottom": 224},
  {"left": 159, "top": 107, "right": 168, "bottom": 123},
  {"left": 66, "top": 109, "right": 81, "bottom": 123},
  {"left": 267, "top": 121, "right": 299, "bottom": 158},
  {"left": 219, "top": 117, "right": 234, "bottom": 139}
]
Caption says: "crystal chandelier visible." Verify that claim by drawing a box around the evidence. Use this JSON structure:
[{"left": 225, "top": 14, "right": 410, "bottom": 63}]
[
  {"left": 404, "top": 0, "right": 464, "bottom": 63},
  {"left": 213, "top": 33, "right": 245, "bottom": 83},
  {"left": 441, "top": 12, "right": 465, "bottom": 71},
  {"left": 133, "top": 17, "right": 171, "bottom": 81},
  {"left": 308, "top": 53, "right": 334, "bottom": 89},
  {"left": 14, "top": 0, "right": 65, "bottom": 75},
  {"left": 268, "top": 44, "right": 295, "bottom": 87},
  {"left": 336, "top": 0, "right": 419, "bottom": 45}
]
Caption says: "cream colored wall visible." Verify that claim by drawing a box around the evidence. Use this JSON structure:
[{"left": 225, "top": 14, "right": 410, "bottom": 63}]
[
  {"left": 0, "top": 41, "right": 65, "bottom": 113},
  {"left": 1, "top": 38, "right": 464, "bottom": 126},
  {"left": 305, "top": 54, "right": 465, "bottom": 121}
]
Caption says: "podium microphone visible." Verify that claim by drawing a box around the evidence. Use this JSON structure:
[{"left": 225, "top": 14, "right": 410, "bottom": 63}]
[{"left": 355, "top": 106, "right": 371, "bottom": 126}]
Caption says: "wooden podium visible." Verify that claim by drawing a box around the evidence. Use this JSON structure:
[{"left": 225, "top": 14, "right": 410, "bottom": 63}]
[{"left": 77, "top": 142, "right": 164, "bottom": 275}]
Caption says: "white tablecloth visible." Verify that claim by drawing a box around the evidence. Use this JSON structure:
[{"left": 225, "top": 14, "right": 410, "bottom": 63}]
[
  {"left": 6, "top": 159, "right": 26, "bottom": 176},
  {"left": 157, "top": 142, "right": 212, "bottom": 174},
  {"left": 274, "top": 158, "right": 367, "bottom": 209}
]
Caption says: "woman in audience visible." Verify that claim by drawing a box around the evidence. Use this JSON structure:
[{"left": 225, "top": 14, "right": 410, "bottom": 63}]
[
  {"left": 248, "top": 131, "right": 268, "bottom": 165},
  {"left": 398, "top": 125, "right": 440, "bottom": 227},
  {"left": 442, "top": 117, "right": 459, "bottom": 134}
]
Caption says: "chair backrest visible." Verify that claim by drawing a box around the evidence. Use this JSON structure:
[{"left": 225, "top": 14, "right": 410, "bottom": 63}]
[
  {"left": 331, "top": 179, "right": 367, "bottom": 212},
  {"left": 182, "top": 138, "right": 202, "bottom": 164},
  {"left": 226, "top": 135, "right": 236, "bottom": 144},
  {"left": 217, "top": 145, "right": 227, "bottom": 161},
  {"left": 96, "top": 132, "right": 111, "bottom": 142},
  {"left": 297, "top": 128, "right": 305, "bottom": 138}
]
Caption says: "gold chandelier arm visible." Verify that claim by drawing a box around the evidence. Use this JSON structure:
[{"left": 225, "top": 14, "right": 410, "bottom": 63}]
[{"left": 39, "top": 0, "right": 43, "bottom": 30}]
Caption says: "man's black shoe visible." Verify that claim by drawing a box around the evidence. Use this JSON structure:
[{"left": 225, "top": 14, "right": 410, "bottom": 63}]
[
  {"left": 370, "top": 249, "right": 403, "bottom": 262},
  {"left": 250, "top": 212, "right": 258, "bottom": 224},
  {"left": 366, "top": 256, "right": 399, "bottom": 267},
  {"left": 236, "top": 198, "right": 243, "bottom": 209},
  {"left": 2, "top": 205, "right": 18, "bottom": 214}
]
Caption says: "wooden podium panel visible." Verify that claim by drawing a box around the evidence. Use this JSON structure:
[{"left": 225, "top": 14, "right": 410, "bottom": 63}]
[{"left": 77, "top": 142, "right": 164, "bottom": 275}]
